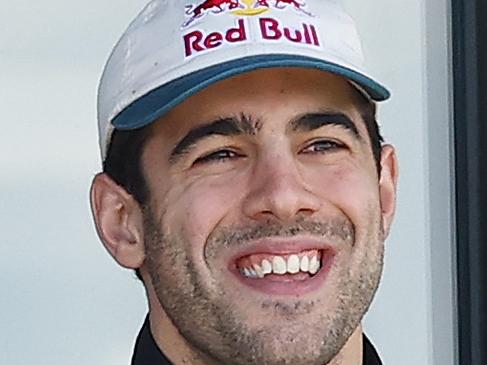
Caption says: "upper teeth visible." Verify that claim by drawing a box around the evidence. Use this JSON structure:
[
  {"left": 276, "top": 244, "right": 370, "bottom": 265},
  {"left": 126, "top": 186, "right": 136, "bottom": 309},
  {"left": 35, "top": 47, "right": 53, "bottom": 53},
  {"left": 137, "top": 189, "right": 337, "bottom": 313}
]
[{"left": 239, "top": 252, "right": 321, "bottom": 279}]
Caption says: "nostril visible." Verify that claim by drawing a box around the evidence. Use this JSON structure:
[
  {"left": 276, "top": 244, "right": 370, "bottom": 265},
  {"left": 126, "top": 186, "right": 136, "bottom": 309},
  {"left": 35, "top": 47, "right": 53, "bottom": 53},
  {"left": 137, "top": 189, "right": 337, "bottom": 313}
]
[{"left": 242, "top": 169, "right": 321, "bottom": 221}]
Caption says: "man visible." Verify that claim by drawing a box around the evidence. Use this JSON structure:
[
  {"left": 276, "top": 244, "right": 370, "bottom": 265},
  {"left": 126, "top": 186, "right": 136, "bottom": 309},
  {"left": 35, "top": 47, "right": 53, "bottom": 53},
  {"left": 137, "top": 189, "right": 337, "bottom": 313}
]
[{"left": 90, "top": 0, "right": 398, "bottom": 364}]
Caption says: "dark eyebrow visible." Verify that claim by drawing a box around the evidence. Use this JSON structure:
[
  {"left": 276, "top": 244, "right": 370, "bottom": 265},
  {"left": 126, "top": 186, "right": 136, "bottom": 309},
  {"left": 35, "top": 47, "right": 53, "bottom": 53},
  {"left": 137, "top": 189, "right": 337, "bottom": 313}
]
[
  {"left": 288, "top": 112, "right": 362, "bottom": 140},
  {"left": 169, "top": 114, "right": 260, "bottom": 164}
]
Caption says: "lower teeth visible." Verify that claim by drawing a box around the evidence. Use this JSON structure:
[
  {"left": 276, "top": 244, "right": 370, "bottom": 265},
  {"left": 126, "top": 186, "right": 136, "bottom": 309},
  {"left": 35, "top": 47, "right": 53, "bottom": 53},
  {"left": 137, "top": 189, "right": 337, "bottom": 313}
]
[{"left": 240, "top": 268, "right": 321, "bottom": 279}]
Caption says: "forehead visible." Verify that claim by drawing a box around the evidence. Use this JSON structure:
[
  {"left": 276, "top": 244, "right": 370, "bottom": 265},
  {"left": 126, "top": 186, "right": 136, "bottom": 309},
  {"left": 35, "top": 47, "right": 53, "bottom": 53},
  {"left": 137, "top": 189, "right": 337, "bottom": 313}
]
[{"left": 152, "top": 67, "right": 364, "bottom": 137}]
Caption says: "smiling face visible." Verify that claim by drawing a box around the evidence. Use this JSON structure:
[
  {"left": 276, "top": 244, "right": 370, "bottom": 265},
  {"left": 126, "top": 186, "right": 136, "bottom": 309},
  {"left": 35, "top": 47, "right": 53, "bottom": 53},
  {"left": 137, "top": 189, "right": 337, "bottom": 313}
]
[{"left": 95, "top": 67, "right": 397, "bottom": 365}]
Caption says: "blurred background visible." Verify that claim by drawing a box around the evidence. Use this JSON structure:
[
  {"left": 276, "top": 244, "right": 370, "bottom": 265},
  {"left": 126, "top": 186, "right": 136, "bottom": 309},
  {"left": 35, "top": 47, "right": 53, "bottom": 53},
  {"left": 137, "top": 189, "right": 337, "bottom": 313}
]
[{"left": 0, "top": 0, "right": 456, "bottom": 364}]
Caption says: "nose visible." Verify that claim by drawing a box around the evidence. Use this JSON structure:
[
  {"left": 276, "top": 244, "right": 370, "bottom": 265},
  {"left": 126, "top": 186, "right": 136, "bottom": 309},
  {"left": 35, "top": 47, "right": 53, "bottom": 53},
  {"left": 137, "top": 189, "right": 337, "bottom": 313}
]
[{"left": 242, "top": 155, "right": 321, "bottom": 222}]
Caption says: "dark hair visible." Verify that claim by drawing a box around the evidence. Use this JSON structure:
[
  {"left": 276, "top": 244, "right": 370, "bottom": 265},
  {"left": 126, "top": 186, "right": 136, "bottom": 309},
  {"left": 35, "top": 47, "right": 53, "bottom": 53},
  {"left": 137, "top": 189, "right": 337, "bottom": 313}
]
[
  {"left": 352, "top": 91, "right": 384, "bottom": 174},
  {"left": 102, "top": 93, "right": 383, "bottom": 281},
  {"left": 103, "top": 127, "right": 153, "bottom": 206}
]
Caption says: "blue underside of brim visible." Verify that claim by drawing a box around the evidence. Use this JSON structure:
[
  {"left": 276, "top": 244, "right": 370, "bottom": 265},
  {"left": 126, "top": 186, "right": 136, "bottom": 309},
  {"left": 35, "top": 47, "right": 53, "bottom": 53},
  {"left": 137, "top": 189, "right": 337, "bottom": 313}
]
[{"left": 112, "top": 54, "right": 390, "bottom": 130}]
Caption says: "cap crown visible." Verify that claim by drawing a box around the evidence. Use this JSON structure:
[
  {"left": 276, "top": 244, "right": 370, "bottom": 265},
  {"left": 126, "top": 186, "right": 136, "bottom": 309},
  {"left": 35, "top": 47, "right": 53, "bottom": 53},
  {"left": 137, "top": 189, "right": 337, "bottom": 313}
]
[{"left": 97, "top": 0, "right": 388, "bottom": 159}]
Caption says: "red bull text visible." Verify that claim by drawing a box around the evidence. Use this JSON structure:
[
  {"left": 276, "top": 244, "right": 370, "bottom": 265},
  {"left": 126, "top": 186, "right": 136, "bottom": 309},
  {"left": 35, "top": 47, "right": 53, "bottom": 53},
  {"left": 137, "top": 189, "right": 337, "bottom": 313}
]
[{"left": 184, "top": 17, "right": 320, "bottom": 57}]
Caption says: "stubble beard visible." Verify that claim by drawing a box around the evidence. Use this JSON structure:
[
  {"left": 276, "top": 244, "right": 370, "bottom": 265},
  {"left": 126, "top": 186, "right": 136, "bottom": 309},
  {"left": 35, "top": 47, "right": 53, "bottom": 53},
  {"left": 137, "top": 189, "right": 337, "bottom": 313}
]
[{"left": 144, "top": 207, "right": 384, "bottom": 365}]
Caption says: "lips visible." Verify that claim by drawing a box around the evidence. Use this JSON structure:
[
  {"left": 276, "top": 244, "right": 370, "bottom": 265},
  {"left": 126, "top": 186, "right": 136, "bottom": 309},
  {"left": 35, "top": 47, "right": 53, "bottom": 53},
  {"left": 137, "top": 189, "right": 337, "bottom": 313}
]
[{"left": 227, "top": 239, "right": 336, "bottom": 296}]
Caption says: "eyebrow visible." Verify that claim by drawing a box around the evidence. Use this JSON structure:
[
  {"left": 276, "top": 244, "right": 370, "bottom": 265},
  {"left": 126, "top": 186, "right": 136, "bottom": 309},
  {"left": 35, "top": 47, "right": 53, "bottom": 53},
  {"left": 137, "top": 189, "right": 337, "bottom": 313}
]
[
  {"left": 169, "top": 114, "right": 260, "bottom": 163},
  {"left": 287, "top": 112, "right": 361, "bottom": 140},
  {"left": 169, "top": 111, "right": 361, "bottom": 164}
]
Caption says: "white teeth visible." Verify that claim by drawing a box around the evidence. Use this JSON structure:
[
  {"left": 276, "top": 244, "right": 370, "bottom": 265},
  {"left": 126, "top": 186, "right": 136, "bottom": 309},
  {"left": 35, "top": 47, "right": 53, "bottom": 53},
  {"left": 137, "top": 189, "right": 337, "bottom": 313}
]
[
  {"left": 253, "top": 264, "right": 264, "bottom": 278},
  {"left": 261, "top": 259, "right": 272, "bottom": 275},
  {"left": 309, "top": 255, "right": 320, "bottom": 275},
  {"left": 248, "top": 268, "right": 257, "bottom": 277},
  {"left": 287, "top": 255, "right": 300, "bottom": 274},
  {"left": 272, "top": 256, "right": 287, "bottom": 274},
  {"left": 240, "top": 253, "right": 322, "bottom": 278},
  {"left": 300, "top": 255, "right": 309, "bottom": 272}
]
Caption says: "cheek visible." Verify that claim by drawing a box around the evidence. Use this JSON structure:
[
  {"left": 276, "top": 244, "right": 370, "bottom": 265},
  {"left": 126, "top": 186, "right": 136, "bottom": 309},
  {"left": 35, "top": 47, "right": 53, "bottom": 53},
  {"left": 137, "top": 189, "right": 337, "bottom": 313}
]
[
  {"left": 305, "top": 163, "right": 380, "bottom": 227},
  {"left": 163, "top": 173, "right": 247, "bottom": 259}
]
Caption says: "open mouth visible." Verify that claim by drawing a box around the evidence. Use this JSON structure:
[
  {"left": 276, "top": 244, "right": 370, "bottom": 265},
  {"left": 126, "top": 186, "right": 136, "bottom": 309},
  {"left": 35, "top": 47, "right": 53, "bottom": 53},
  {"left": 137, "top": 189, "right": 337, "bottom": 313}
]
[
  {"left": 237, "top": 249, "right": 323, "bottom": 279},
  {"left": 230, "top": 248, "right": 334, "bottom": 295}
]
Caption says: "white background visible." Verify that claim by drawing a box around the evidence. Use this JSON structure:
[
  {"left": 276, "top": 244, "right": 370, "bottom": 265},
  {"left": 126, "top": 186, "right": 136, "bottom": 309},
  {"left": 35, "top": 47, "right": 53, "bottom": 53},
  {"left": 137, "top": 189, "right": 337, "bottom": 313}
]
[{"left": 0, "top": 0, "right": 455, "bottom": 364}]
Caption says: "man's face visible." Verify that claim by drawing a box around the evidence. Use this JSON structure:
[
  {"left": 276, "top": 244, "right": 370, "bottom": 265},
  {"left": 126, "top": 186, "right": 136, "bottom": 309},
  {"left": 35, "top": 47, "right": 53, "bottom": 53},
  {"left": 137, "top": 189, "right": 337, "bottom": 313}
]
[{"left": 140, "top": 68, "right": 396, "bottom": 365}]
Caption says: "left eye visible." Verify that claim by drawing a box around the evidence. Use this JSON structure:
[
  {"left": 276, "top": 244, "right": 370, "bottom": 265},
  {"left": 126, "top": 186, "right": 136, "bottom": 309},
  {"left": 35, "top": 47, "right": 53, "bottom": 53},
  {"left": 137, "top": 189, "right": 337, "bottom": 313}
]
[{"left": 302, "top": 140, "right": 343, "bottom": 153}]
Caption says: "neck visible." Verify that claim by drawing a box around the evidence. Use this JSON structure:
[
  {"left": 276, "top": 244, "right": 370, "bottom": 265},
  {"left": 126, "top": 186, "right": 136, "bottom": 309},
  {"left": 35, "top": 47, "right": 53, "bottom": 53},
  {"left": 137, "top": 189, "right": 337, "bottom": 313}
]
[
  {"left": 328, "top": 326, "right": 363, "bottom": 365},
  {"left": 144, "top": 277, "right": 363, "bottom": 365}
]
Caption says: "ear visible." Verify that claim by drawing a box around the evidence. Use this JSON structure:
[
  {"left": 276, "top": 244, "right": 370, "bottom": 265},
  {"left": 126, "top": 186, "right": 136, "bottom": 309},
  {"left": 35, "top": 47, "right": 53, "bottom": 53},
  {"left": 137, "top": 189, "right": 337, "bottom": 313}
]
[
  {"left": 90, "top": 173, "right": 145, "bottom": 269},
  {"left": 378, "top": 144, "right": 399, "bottom": 238}
]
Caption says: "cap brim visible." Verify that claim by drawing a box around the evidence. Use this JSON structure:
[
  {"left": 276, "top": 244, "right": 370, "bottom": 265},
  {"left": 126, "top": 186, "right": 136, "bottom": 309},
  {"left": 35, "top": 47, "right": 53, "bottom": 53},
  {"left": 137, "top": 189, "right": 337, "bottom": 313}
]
[{"left": 112, "top": 54, "right": 390, "bottom": 130}]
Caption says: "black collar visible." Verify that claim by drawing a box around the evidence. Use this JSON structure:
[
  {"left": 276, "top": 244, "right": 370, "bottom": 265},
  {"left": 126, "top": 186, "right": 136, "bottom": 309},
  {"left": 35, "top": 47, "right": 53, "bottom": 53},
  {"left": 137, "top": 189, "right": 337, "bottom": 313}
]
[{"left": 132, "top": 315, "right": 382, "bottom": 365}]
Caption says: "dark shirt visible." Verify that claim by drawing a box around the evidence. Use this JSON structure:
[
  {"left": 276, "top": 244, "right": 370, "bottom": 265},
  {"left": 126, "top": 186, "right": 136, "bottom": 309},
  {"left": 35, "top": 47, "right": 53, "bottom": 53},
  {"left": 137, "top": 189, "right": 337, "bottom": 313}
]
[{"left": 132, "top": 316, "right": 382, "bottom": 365}]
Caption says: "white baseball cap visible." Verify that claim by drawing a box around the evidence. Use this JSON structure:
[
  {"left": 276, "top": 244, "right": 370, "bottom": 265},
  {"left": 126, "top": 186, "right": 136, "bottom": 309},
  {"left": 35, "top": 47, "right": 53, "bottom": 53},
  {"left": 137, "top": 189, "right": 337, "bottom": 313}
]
[{"left": 97, "top": 0, "right": 390, "bottom": 160}]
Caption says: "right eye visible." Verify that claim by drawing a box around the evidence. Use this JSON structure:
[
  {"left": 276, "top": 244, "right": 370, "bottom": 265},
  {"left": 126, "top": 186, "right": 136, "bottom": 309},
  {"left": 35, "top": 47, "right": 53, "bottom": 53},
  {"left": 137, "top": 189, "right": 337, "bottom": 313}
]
[{"left": 193, "top": 149, "right": 241, "bottom": 165}]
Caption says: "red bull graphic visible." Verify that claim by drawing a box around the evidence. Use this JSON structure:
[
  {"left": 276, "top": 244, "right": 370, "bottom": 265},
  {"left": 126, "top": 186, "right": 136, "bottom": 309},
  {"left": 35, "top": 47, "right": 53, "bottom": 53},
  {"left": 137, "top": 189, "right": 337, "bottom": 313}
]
[
  {"left": 184, "top": 0, "right": 244, "bottom": 27},
  {"left": 254, "top": 0, "right": 313, "bottom": 16},
  {"left": 183, "top": 0, "right": 313, "bottom": 28},
  {"left": 231, "top": 0, "right": 270, "bottom": 16}
]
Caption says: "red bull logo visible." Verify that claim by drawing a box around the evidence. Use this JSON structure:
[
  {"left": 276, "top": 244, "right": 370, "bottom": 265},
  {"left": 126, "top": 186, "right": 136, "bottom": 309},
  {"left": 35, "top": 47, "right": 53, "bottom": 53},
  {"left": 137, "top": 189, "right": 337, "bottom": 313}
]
[
  {"left": 182, "top": 0, "right": 319, "bottom": 58},
  {"left": 183, "top": 0, "right": 313, "bottom": 28}
]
